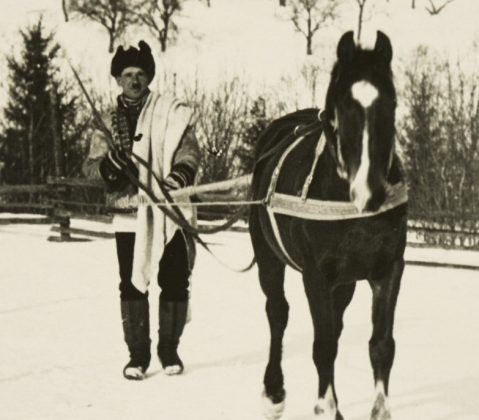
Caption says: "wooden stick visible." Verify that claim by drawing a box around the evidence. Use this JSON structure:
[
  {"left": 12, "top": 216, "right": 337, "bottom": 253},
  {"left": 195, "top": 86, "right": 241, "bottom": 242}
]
[{"left": 169, "top": 174, "right": 252, "bottom": 199}]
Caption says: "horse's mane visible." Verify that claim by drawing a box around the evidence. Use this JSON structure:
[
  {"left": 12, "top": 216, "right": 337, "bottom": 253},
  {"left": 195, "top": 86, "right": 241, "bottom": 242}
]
[{"left": 254, "top": 108, "right": 320, "bottom": 165}]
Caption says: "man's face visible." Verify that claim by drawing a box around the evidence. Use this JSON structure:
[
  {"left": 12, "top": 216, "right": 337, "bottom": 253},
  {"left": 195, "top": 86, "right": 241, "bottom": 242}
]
[{"left": 116, "top": 67, "right": 150, "bottom": 99}]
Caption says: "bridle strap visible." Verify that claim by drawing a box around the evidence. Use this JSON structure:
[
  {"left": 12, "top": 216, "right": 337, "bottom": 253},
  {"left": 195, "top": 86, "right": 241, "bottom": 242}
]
[{"left": 318, "top": 110, "right": 343, "bottom": 174}]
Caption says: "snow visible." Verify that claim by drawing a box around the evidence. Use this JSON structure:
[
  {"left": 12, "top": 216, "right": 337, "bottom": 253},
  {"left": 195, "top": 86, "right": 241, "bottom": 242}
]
[
  {"left": 1, "top": 1, "right": 479, "bottom": 417},
  {"left": 1, "top": 223, "right": 479, "bottom": 419}
]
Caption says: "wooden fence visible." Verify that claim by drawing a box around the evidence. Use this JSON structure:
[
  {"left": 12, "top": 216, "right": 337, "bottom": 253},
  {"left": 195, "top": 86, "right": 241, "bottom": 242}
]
[
  {"left": 0, "top": 178, "right": 110, "bottom": 241},
  {"left": 1, "top": 178, "right": 479, "bottom": 251}
]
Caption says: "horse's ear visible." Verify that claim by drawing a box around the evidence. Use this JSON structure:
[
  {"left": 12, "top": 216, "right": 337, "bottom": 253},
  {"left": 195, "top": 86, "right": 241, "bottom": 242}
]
[
  {"left": 337, "top": 31, "right": 355, "bottom": 63},
  {"left": 374, "top": 31, "right": 393, "bottom": 64}
]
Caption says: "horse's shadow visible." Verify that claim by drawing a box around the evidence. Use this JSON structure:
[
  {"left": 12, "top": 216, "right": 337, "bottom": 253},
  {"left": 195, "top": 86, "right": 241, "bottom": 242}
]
[{"left": 185, "top": 331, "right": 313, "bottom": 372}]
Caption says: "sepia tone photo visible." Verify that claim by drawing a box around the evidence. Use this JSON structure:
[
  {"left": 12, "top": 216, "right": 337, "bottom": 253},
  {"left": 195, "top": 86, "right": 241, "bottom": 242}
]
[{"left": 1, "top": 1, "right": 478, "bottom": 419}]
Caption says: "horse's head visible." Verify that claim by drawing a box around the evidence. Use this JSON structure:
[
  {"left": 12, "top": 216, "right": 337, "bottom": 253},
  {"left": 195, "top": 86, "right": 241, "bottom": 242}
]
[{"left": 324, "top": 31, "right": 396, "bottom": 213}]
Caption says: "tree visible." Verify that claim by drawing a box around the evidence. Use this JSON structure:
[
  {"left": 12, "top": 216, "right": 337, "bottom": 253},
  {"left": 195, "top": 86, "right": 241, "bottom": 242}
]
[
  {"left": 398, "top": 47, "right": 479, "bottom": 218},
  {"left": 62, "top": 0, "right": 70, "bottom": 21},
  {"left": 236, "top": 97, "right": 271, "bottom": 176},
  {"left": 407, "top": 0, "right": 456, "bottom": 14},
  {"left": 290, "top": 0, "right": 339, "bottom": 55},
  {"left": 425, "top": 0, "right": 455, "bottom": 15},
  {"left": 185, "top": 78, "right": 249, "bottom": 184},
  {"left": 130, "top": 0, "right": 182, "bottom": 52},
  {"left": 69, "top": 0, "right": 132, "bottom": 53},
  {"left": 355, "top": 0, "right": 368, "bottom": 43},
  {"left": 279, "top": 0, "right": 287, "bottom": 6},
  {"left": 0, "top": 20, "right": 88, "bottom": 184}
]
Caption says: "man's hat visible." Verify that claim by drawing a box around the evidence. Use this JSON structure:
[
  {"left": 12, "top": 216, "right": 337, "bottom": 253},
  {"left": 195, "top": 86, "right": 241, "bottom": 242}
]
[{"left": 111, "top": 40, "right": 155, "bottom": 81}]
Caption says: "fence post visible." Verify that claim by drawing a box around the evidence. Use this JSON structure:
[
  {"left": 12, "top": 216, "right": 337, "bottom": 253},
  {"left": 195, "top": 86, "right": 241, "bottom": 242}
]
[{"left": 48, "top": 180, "right": 72, "bottom": 242}]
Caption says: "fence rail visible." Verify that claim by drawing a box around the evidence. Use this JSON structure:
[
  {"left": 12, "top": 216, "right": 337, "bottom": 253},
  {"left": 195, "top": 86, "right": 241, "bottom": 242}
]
[{"left": 1, "top": 179, "right": 478, "bottom": 249}]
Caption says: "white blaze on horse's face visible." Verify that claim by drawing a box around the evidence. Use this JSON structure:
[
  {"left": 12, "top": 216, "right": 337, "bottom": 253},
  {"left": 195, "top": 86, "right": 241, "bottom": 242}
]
[{"left": 350, "top": 80, "right": 379, "bottom": 212}]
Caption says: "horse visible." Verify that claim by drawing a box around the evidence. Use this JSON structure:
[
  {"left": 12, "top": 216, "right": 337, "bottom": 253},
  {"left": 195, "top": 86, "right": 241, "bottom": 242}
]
[{"left": 248, "top": 31, "right": 407, "bottom": 420}]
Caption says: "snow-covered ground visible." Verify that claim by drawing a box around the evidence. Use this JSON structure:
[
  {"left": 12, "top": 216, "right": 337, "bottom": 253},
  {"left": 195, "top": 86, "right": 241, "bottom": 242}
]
[{"left": 1, "top": 223, "right": 479, "bottom": 420}]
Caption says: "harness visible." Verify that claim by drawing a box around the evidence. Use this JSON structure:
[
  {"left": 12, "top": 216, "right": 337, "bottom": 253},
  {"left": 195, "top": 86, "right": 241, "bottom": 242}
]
[{"left": 264, "top": 123, "right": 408, "bottom": 271}]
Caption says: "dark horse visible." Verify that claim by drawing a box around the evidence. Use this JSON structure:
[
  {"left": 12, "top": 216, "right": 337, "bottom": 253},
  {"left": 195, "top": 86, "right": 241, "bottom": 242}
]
[{"left": 249, "top": 31, "right": 407, "bottom": 420}]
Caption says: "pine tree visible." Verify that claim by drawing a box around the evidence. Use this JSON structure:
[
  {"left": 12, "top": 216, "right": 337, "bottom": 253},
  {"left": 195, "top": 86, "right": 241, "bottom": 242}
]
[{"left": 0, "top": 19, "right": 87, "bottom": 185}]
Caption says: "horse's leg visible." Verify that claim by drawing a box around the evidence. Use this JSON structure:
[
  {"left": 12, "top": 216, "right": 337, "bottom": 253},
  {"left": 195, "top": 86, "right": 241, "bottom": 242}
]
[
  {"left": 368, "top": 258, "right": 404, "bottom": 420},
  {"left": 303, "top": 268, "right": 348, "bottom": 420},
  {"left": 333, "top": 282, "right": 356, "bottom": 342},
  {"left": 250, "top": 223, "right": 288, "bottom": 419}
]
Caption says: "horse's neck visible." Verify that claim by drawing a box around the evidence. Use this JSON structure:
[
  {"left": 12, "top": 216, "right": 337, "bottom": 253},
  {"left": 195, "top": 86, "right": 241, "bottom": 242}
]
[
  {"left": 387, "top": 154, "right": 404, "bottom": 185},
  {"left": 309, "top": 148, "right": 350, "bottom": 202}
]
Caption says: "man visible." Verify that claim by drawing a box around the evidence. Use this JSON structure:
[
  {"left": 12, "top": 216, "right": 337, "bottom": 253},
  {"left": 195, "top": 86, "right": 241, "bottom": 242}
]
[{"left": 83, "top": 40, "right": 200, "bottom": 380}]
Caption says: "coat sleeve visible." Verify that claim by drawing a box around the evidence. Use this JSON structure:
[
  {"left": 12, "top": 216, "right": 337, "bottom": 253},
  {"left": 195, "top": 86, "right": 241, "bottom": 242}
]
[
  {"left": 82, "top": 129, "right": 110, "bottom": 180},
  {"left": 169, "top": 125, "right": 201, "bottom": 186}
]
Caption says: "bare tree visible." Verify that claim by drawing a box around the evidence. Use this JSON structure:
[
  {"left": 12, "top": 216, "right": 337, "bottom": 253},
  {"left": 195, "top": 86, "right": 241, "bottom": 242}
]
[
  {"left": 425, "top": 0, "right": 455, "bottom": 15},
  {"left": 130, "top": 0, "right": 182, "bottom": 52},
  {"left": 407, "top": 0, "right": 456, "bottom": 14},
  {"left": 355, "top": 0, "right": 368, "bottom": 43},
  {"left": 70, "top": 0, "right": 132, "bottom": 53},
  {"left": 290, "top": 0, "right": 339, "bottom": 55},
  {"left": 62, "top": 0, "right": 70, "bottom": 21}
]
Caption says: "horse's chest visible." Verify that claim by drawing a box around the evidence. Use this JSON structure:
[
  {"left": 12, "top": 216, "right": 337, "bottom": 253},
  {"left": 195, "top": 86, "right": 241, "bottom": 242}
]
[{"left": 283, "top": 216, "right": 405, "bottom": 279}]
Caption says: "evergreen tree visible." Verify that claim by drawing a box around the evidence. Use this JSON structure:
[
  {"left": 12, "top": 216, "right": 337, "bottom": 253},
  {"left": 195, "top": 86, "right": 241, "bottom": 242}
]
[{"left": 0, "top": 19, "right": 88, "bottom": 185}]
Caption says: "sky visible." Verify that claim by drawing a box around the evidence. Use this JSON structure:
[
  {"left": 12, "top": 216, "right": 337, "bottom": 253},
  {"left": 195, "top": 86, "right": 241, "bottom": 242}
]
[{"left": 0, "top": 0, "right": 478, "bottom": 110}]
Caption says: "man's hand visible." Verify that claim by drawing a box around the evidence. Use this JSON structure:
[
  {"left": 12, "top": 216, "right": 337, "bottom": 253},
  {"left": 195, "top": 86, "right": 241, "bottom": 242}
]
[
  {"left": 163, "top": 172, "right": 184, "bottom": 191},
  {"left": 99, "top": 149, "right": 138, "bottom": 191},
  {"left": 163, "top": 163, "right": 195, "bottom": 191}
]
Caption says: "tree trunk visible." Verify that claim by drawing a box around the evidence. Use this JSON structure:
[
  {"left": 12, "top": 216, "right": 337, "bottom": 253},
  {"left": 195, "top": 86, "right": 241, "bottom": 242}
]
[
  {"left": 357, "top": 3, "right": 365, "bottom": 43},
  {"left": 62, "top": 0, "right": 69, "bottom": 22},
  {"left": 306, "top": 10, "right": 312, "bottom": 55},
  {"left": 28, "top": 109, "right": 35, "bottom": 184},
  {"left": 279, "top": 0, "right": 286, "bottom": 6},
  {"left": 411, "top": 0, "right": 416, "bottom": 8},
  {"left": 160, "top": 36, "right": 167, "bottom": 52},
  {"left": 108, "top": 31, "right": 115, "bottom": 53},
  {"left": 49, "top": 90, "right": 63, "bottom": 178},
  {"left": 306, "top": 35, "right": 312, "bottom": 55},
  {"left": 160, "top": 18, "right": 169, "bottom": 52}
]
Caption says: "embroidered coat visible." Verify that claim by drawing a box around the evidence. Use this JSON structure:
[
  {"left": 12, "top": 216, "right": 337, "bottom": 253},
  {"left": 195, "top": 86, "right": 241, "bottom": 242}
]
[{"left": 82, "top": 92, "right": 200, "bottom": 292}]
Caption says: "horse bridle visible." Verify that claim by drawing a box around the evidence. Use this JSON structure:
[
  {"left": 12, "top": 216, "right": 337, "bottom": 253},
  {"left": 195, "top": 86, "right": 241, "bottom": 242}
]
[{"left": 318, "top": 110, "right": 348, "bottom": 179}]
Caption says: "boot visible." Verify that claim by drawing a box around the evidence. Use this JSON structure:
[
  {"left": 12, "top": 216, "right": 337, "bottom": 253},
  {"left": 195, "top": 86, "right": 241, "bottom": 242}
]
[
  {"left": 158, "top": 298, "right": 188, "bottom": 375},
  {"left": 121, "top": 299, "right": 151, "bottom": 380}
]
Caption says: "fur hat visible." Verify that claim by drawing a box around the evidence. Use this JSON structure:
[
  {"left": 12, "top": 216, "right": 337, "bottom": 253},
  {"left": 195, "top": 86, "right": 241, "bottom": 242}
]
[{"left": 111, "top": 41, "right": 155, "bottom": 82}]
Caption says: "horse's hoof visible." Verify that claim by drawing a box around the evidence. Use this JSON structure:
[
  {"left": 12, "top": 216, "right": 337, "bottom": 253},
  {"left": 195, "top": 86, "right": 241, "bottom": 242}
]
[
  {"left": 371, "top": 393, "right": 391, "bottom": 420},
  {"left": 261, "top": 390, "right": 286, "bottom": 419},
  {"left": 314, "top": 387, "right": 341, "bottom": 419},
  {"left": 314, "top": 405, "right": 343, "bottom": 419}
]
